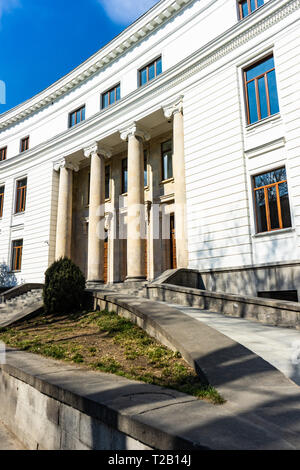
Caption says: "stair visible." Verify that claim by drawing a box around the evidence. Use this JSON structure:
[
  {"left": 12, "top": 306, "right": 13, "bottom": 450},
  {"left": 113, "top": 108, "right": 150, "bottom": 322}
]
[
  {"left": 0, "top": 287, "right": 43, "bottom": 328},
  {"left": 91, "top": 281, "right": 148, "bottom": 298}
]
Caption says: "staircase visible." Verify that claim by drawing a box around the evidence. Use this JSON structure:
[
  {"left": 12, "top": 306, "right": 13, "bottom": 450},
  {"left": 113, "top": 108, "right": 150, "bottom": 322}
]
[
  {"left": 0, "top": 285, "right": 44, "bottom": 328},
  {"left": 91, "top": 281, "right": 148, "bottom": 298}
]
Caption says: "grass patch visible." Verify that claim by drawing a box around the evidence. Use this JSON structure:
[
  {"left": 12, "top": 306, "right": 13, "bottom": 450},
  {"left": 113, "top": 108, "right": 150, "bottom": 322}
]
[{"left": 0, "top": 310, "right": 225, "bottom": 405}]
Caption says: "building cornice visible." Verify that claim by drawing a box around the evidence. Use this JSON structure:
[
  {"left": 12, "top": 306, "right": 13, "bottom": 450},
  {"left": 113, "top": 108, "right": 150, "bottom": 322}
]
[
  {"left": 0, "top": 0, "right": 192, "bottom": 131},
  {"left": 0, "top": 0, "right": 298, "bottom": 173}
]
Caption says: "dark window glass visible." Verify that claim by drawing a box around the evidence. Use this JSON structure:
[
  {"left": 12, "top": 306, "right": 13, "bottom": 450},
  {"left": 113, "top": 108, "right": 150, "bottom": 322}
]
[
  {"left": 0, "top": 186, "right": 4, "bottom": 218},
  {"left": 161, "top": 140, "right": 173, "bottom": 181},
  {"left": 0, "top": 147, "right": 7, "bottom": 161},
  {"left": 122, "top": 159, "right": 128, "bottom": 194},
  {"left": 139, "top": 57, "right": 162, "bottom": 87},
  {"left": 253, "top": 168, "right": 291, "bottom": 233},
  {"left": 12, "top": 239, "right": 23, "bottom": 272},
  {"left": 102, "top": 84, "right": 121, "bottom": 109},
  {"left": 105, "top": 165, "right": 110, "bottom": 200},
  {"left": 244, "top": 55, "right": 279, "bottom": 124},
  {"left": 144, "top": 150, "right": 148, "bottom": 187},
  {"left": 69, "top": 106, "right": 85, "bottom": 127}
]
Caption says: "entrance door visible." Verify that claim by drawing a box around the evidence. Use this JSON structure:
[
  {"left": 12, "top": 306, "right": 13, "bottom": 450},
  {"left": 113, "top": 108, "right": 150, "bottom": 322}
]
[
  {"left": 170, "top": 214, "right": 177, "bottom": 269},
  {"left": 104, "top": 231, "right": 108, "bottom": 284}
]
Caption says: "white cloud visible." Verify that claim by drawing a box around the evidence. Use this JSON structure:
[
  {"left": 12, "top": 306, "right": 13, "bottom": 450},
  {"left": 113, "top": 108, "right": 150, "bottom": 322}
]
[
  {"left": 98, "top": 0, "right": 160, "bottom": 25},
  {"left": 0, "top": 0, "right": 20, "bottom": 22}
]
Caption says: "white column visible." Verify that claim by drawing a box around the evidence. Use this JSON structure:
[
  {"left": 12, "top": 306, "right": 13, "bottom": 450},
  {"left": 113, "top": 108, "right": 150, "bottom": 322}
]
[
  {"left": 163, "top": 97, "right": 188, "bottom": 268},
  {"left": 54, "top": 159, "right": 78, "bottom": 260},
  {"left": 120, "top": 124, "right": 150, "bottom": 281},
  {"left": 84, "top": 143, "right": 111, "bottom": 284}
]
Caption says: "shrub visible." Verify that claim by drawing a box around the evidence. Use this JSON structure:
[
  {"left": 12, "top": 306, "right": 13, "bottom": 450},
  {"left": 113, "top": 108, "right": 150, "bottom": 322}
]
[{"left": 43, "top": 257, "right": 86, "bottom": 315}]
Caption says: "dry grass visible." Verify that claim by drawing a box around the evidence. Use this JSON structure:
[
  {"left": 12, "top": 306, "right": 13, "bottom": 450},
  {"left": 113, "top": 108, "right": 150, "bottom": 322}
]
[{"left": 0, "top": 310, "right": 225, "bottom": 405}]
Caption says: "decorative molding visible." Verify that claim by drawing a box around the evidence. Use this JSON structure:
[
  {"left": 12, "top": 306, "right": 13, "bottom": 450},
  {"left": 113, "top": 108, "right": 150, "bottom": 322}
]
[
  {"left": 163, "top": 95, "right": 184, "bottom": 119},
  {"left": 0, "top": 0, "right": 193, "bottom": 130},
  {"left": 83, "top": 143, "right": 99, "bottom": 159},
  {"left": 98, "top": 146, "right": 113, "bottom": 159},
  {"left": 120, "top": 123, "right": 151, "bottom": 142},
  {"left": 53, "top": 158, "right": 79, "bottom": 172},
  {"left": 245, "top": 137, "right": 286, "bottom": 159}
]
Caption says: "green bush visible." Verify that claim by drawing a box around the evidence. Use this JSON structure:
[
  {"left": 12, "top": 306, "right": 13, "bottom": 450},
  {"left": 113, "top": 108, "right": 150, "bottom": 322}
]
[{"left": 43, "top": 257, "right": 86, "bottom": 315}]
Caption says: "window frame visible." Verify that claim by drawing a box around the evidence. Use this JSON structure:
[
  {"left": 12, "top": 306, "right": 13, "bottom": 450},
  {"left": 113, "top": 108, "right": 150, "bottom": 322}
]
[
  {"left": 139, "top": 56, "right": 162, "bottom": 87},
  {"left": 161, "top": 139, "right": 173, "bottom": 182},
  {"left": 0, "top": 185, "right": 4, "bottom": 218},
  {"left": 15, "top": 177, "right": 27, "bottom": 214},
  {"left": 69, "top": 105, "right": 86, "bottom": 128},
  {"left": 243, "top": 54, "right": 279, "bottom": 125},
  {"left": 0, "top": 147, "right": 7, "bottom": 161},
  {"left": 253, "top": 167, "right": 292, "bottom": 234},
  {"left": 20, "top": 137, "right": 29, "bottom": 153},
  {"left": 101, "top": 83, "right": 121, "bottom": 110},
  {"left": 11, "top": 239, "right": 23, "bottom": 272},
  {"left": 238, "top": 0, "right": 264, "bottom": 19}
]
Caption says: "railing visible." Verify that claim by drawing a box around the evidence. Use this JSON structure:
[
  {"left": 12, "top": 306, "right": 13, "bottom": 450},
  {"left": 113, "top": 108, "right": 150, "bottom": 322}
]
[{"left": 1, "top": 283, "right": 44, "bottom": 303}]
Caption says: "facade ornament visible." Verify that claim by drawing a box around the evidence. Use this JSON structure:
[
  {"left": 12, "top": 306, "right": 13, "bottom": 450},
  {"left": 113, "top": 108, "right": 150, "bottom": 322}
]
[
  {"left": 98, "top": 146, "right": 113, "bottom": 159},
  {"left": 163, "top": 96, "right": 184, "bottom": 120},
  {"left": 120, "top": 123, "right": 150, "bottom": 142},
  {"left": 53, "top": 158, "right": 79, "bottom": 172},
  {"left": 83, "top": 143, "right": 99, "bottom": 159}
]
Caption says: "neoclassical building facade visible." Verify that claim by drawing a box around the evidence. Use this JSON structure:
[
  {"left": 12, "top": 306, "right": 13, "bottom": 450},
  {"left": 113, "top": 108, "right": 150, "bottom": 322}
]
[{"left": 1, "top": 0, "right": 300, "bottom": 297}]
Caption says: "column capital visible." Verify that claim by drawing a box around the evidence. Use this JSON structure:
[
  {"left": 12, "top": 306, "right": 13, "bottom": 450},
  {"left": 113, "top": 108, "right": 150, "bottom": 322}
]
[
  {"left": 163, "top": 96, "right": 184, "bottom": 120},
  {"left": 84, "top": 143, "right": 112, "bottom": 160},
  {"left": 53, "top": 158, "right": 79, "bottom": 173},
  {"left": 120, "top": 123, "right": 150, "bottom": 142}
]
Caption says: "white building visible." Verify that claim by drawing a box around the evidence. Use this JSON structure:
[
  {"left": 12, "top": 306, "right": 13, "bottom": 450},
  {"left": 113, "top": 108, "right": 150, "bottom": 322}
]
[{"left": 0, "top": 0, "right": 300, "bottom": 299}]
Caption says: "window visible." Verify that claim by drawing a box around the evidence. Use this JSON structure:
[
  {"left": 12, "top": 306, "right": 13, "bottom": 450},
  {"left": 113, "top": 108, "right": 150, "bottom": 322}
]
[
  {"left": 244, "top": 55, "right": 280, "bottom": 125},
  {"left": 161, "top": 140, "right": 173, "bottom": 181},
  {"left": 11, "top": 239, "right": 23, "bottom": 272},
  {"left": 122, "top": 159, "right": 128, "bottom": 194},
  {"left": 0, "top": 186, "right": 4, "bottom": 218},
  {"left": 69, "top": 106, "right": 85, "bottom": 128},
  {"left": 238, "top": 0, "right": 264, "bottom": 19},
  {"left": 253, "top": 167, "right": 291, "bottom": 233},
  {"left": 0, "top": 147, "right": 7, "bottom": 161},
  {"left": 144, "top": 150, "right": 148, "bottom": 187},
  {"left": 102, "top": 84, "right": 121, "bottom": 109},
  {"left": 20, "top": 137, "right": 29, "bottom": 153},
  {"left": 105, "top": 165, "right": 110, "bottom": 200},
  {"left": 15, "top": 178, "right": 27, "bottom": 213},
  {"left": 87, "top": 172, "right": 90, "bottom": 205},
  {"left": 139, "top": 57, "right": 162, "bottom": 87}
]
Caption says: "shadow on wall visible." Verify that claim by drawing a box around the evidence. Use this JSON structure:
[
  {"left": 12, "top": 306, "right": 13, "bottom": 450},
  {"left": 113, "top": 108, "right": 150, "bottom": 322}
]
[{"left": 0, "top": 263, "right": 17, "bottom": 293}]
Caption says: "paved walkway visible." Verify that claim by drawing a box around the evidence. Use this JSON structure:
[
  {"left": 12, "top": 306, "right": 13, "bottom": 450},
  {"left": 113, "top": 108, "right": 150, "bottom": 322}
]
[
  {"left": 169, "top": 304, "right": 300, "bottom": 386},
  {"left": 0, "top": 419, "right": 23, "bottom": 450}
]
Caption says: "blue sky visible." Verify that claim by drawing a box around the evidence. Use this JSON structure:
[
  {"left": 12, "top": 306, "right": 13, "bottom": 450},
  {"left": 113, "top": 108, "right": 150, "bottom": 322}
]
[{"left": 0, "top": 0, "right": 160, "bottom": 114}]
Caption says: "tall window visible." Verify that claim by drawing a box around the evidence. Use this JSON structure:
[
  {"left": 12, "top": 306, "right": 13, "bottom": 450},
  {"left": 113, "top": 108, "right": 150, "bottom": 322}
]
[
  {"left": 15, "top": 178, "right": 27, "bottom": 213},
  {"left": 122, "top": 159, "right": 128, "bottom": 194},
  {"left": 69, "top": 106, "right": 85, "bottom": 128},
  {"left": 0, "top": 186, "right": 4, "bottom": 218},
  {"left": 11, "top": 240, "right": 23, "bottom": 272},
  {"left": 102, "top": 84, "right": 121, "bottom": 109},
  {"left": 244, "top": 55, "right": 280, "bottom": 125},
  {"left": 139, "top": 57, "right": 162, "bottom": 87},
  {"left": 105, "top": 165, "right": 110, "bottom": 200},
  {"left": 144, "top": 150, "right": 148, "bottom": 187},
  {"left": 20, "top": 137, "right": 29, "bottom": 153},
  {"left": 238, "top": 0, "right": 264, "bottom": 19},
  {"left": 0, "top": 147, "right": 7, "bottom": 161},
  {"left": 253, "top": 167, "right": 291, "bottom": 233},
  {"left": 161, "top": 140, "right": 173, "bottom": 181}
]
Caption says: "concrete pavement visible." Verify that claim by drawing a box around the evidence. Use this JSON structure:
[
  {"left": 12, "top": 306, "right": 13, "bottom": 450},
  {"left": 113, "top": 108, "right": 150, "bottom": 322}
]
[{"left": 171, "top": 304, "right": 300, "bottom": 386}]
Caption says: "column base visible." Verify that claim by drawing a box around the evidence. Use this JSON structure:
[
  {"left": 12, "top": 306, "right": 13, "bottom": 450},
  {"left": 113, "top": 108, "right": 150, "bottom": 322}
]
[
  {"left": 86, "top": 280, "right": 104, "bottom": 290},
  {"left": 125, "top": 276, "right": 146, "bottom": 283}
]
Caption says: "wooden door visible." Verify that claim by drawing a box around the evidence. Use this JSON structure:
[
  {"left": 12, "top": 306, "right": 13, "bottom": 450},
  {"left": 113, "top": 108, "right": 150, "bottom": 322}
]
[{"left": 170, "top": 215, "right": 177, "bottom": 269}]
